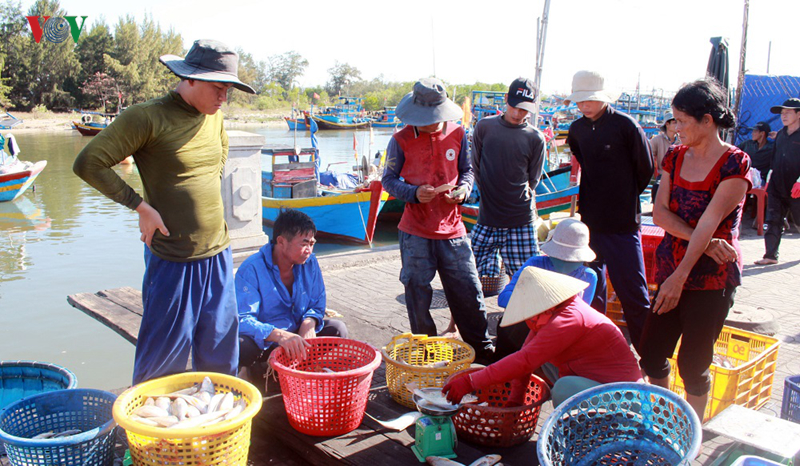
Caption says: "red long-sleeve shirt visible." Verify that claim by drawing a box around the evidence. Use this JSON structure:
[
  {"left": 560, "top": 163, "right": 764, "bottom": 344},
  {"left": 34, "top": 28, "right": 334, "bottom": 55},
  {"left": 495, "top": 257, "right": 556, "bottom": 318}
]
[{"left": 471, "top": 296, "right": 641, "bottom": 390}]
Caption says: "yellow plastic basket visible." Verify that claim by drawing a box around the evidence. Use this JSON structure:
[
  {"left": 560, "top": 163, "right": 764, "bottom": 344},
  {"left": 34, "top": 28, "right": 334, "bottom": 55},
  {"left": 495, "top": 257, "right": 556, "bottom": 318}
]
[
  {"left": 112, "top": 372, "right": 262, "bottom": 466},
  {"left": 382, "top": 333, "right": 475, "bottom": 409},
  {"left": 668, "top": 326, "right": 780, "bottom": 422}
]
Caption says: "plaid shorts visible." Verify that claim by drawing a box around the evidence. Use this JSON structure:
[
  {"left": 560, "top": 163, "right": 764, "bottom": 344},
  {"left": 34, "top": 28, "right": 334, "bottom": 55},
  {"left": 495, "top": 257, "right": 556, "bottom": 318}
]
[{"left": 470, "top": 223, "right": 539, "bottom": 277}]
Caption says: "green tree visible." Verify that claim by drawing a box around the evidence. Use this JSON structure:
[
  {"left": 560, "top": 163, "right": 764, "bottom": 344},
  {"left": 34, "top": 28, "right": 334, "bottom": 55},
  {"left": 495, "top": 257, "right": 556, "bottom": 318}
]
[
  {"left": 326, "top": 61, "right": 361, "bottom": 97},
  {"left": 104, "top": 14, "right": 182, "bottom": 105},
  {"left": 73, "top": 19, "right": 113, "bottom": 106},
  {"left": 267, "top": 51, "right": 307, "bottom": 94},
  {"left": 80, "top": 71, "right": 120, "bottom": 113},
  {"left": 2, "top": 0, "right": 81, "bottom": 109},
  {"left": 227, "top": 48, "right": 266, "bottom": 107}
]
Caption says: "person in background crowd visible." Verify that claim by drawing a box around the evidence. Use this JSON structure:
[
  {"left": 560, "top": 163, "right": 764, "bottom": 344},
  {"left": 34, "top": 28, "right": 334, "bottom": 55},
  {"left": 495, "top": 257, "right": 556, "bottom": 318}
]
[
  {"left": 754, "top": 98, "right": 800, "bottom": 265},
  {"left": 382, "top": 77, "right": 495, "bottom": 364},
  {"left": 649, "top": 110, "right": 680, "bottom": 201},
  {"left": 737, "top": 121, "right": 774, "bottom": 186},
  {"left": 639, "top": 78, "right": 751, "bottom": 418},
  {"left": 443, "top": 267, "right": 641, "bottom": 408},
  {"left": 565, "top": 70, "right": 654, "bottom": 351},
  {"left": 236, "top": 209, "right": 347, "bottom": 389},
  {"left": 494, "top": 218, "right": 598, "bottom": 360},
  {"left": 74, "top": 40, "right": 255, "bottom": 384}
]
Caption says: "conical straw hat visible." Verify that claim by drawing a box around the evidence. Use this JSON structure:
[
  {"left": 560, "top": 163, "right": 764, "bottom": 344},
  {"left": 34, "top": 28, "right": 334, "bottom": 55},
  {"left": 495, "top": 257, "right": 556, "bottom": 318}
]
[{"left": 500, "top": 267, "right": 589, "bottom": 327}]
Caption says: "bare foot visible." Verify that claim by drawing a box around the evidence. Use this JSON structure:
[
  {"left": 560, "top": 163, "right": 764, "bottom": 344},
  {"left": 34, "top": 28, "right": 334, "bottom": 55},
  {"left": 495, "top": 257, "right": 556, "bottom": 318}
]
[{"left": 754, "top": 258, "right": 778, "bottom": 265}]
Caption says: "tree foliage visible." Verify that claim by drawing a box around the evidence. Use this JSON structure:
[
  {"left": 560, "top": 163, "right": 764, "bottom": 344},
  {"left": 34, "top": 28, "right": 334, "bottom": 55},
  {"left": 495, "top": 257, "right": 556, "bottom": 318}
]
[
  {"left": 326, "top": 61, "right": 361, "bottom": 97},
  {"left": 0, "top": 0, "right": 505, "bottom": 114},
  {"left": 267, "top": 51, "right": 308, "bottom": 95}
]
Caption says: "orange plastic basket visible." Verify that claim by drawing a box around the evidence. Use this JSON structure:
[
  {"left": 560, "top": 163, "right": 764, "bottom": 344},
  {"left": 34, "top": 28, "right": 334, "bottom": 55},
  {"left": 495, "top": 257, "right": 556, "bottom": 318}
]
[
  {"left": 447, "top": 368, "right": 550, "bottom": 447},
  {"left": 112, "top": 372, "right": 262, "bottom": 466},
  {"left": 382, "top": 333, "right": 475, "bottom": 409},
  {"left": 606, "top": 280, "right": 658, "bottom": 328},
  {"left": 668, "top": 326, "right": 780, "bottom": 421},
  {"left": 268, "top": 337, "right": 381, "bottom": 436}
]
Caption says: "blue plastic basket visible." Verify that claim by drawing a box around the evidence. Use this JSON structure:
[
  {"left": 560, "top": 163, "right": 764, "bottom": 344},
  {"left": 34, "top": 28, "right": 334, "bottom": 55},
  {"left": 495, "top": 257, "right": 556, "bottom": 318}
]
[
  {"left": 537, "top": 382, "right": 702, "bottom": 466},
  {"left": 0, "top": 360, "right": 78, "bottom": 410},
  {"left": 731, "top": 456, "right": 784, "bottom": 466},
  {"left": 0, "top": 389, "right": 117, "bottom": 466},
  {"left": 780, "top": 374, "right": 800, "bottom": 424},
  {"left": 0, "top": 360, "right": 78, "bottom": 456}
]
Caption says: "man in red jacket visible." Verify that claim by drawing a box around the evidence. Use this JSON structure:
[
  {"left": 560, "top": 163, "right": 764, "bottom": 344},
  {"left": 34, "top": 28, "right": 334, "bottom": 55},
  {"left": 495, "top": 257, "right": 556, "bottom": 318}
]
[{"left": 382, "top": 78, "right": 495, "bottom": 363}]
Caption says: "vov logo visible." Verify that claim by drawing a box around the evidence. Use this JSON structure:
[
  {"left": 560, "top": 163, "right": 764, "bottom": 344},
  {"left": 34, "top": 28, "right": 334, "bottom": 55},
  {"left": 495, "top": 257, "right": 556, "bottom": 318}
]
[{"left": 26, "top": 16, "right": 87, "bottom": 43}]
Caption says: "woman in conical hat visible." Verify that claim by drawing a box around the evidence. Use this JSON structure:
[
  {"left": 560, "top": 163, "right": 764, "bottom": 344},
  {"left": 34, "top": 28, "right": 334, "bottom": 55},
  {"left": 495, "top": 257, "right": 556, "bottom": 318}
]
[{"left": 443, "top": 267, "right": 642, "bottom": 407}]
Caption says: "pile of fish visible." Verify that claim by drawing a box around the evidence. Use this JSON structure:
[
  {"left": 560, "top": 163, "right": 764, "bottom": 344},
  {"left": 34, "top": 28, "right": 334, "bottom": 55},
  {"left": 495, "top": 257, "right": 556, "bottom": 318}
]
[
  {"left": 426, "top": 454, "right": 501, "bottom": 466},
  {"left": 406, "top": 382, "right": 478, "bottom": 410},
  {"left": 129, "top": 376, "right": 247, "bottom": 429},
  {"left": 712, "top": 354, "right": 738, "bottom": 369},
  {"left": 30, "top": 428, "right": 83, "bottom": 440}
]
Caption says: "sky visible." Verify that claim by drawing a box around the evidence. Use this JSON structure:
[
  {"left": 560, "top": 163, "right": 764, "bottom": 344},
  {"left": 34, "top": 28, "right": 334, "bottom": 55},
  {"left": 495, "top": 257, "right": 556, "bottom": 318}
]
[{"left": 23, "top": 0, "right": 800, "bottom": 97}]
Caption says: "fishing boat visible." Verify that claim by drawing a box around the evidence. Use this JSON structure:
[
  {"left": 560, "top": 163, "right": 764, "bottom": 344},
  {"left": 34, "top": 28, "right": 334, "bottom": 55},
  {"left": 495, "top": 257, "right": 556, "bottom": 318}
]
[
  {"left": 470, "top": 91, "right": 506, "bottom": 127},
  {"left": 72, "top": 112, "right": 116, "bottom": 136},
  {"left": 0, "top": 161, "right": 47, "bottom": 202},
  {"left": 284, "top": 109, "right": 311, "bottom": 131},
  {"left": 369, "top": 106, "right": 403, "bottom": 129},
  {"left": 459, "top": 165, "right": 579, "bottom": 231},
  {"left": 310, "top": 97, "right": 371, "bottom": 130},
  {"left": 0, "top": 111, "right": 22, "bottom": 129},
  {"left": 261, "top": 145, "right": 388, "bottom": 244}
]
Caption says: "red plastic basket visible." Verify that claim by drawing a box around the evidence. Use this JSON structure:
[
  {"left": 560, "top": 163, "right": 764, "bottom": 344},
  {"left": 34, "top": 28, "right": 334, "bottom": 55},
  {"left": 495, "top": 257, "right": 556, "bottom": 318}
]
[
  {"left": 447, "top": 369, "right": 551, "bottom": 447},
  {"left": 268, "top": 338, "right": 381, "bottom": 436},
  {"left": 641, "top": 224, "right": 665, "bottom": 283}
]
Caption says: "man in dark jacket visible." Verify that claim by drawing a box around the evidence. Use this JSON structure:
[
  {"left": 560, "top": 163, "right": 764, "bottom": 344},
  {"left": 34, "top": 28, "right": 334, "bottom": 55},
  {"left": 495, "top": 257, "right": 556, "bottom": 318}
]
[
  {"left": 755, "top": 98, "right": 800, "bottom": 265},
  {"left": 738, "top": 121, "right": 774, "bottom": 185},
  {"left": 565, "top": 70, "right": 654, "bottom": 351}
]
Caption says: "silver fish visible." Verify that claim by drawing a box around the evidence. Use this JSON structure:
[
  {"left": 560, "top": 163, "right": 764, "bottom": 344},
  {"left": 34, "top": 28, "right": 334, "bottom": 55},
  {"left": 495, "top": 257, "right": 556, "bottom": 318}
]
[
  {"left": 170, "top": 397, "right": 188, "bottom": 419},
  {"left": 134, "top": 405, "right": 170, "bottom": 418},
  {"left": 469, "top": 455, "right": 502, "bottom": 466},
  {"left": 31, "top": 432, "right": 55, "bottom": 439},
  {"left": 52, "top": 429, "right": 82, "bottom": 438},
  {"left": 155, "top": 396, "right": 171, "bottom": 411}
]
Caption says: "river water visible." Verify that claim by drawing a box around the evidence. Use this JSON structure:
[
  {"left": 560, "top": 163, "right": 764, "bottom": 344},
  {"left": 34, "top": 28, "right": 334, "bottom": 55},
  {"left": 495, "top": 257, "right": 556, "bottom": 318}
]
[{"left": 0, "top": 124, "right": 398, "bottom": 390}]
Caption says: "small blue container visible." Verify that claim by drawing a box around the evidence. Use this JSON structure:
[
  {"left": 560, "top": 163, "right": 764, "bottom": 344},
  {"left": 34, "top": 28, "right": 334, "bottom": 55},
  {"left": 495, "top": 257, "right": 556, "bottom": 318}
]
[
  {"left": 537, "top": 382, "right": 702, "bottom": 466},
  {"left": 731, "top": 456, "right": 784, "bottom": 466},
  {"left": 0, "top": 360, "right": 78, "bottom": 456},
  {"left": 0, "top": 389, "right": 117, "bottom": 466},
  {"left": 780, "top": 374, "right": 800, "bottom": 424}
]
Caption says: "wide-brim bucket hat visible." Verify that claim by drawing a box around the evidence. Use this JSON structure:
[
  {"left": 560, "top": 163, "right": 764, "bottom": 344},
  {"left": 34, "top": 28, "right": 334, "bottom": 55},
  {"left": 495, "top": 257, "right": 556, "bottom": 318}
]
[
  {"left": 564, "top": 70, "right": 620, "bottom": 106},
  {"left": 500, "top": 267, "right": 589, "bottom": 327},
  {"left": 160, "top": 39, "right": 256, "bottom": 94},
  {"left": 540, "top": 218, "right": 596, "bottom": 263},
  {"left": 395, "top": 78, "right": 463, "bottom": 126}
]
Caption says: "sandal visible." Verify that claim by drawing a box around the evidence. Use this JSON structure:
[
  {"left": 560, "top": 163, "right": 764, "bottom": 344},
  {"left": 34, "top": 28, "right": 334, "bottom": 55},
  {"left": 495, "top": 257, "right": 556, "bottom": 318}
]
[{"left": 754, "top": 258, "right": 778, "bottom": 265}]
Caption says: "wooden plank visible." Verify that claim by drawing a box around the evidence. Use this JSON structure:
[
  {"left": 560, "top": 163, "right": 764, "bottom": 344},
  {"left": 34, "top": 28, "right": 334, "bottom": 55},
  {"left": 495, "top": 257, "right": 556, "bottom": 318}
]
[
  {"left": 67, "top": 291, "right": 141, "bottom": 345},
  {"left": 98, "top": 287, "right": 143, "bottom": 317}
]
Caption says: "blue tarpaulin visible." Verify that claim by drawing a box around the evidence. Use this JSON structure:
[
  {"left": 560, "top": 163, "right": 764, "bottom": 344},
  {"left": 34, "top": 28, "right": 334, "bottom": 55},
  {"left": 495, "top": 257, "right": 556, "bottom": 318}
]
[{"left": 735, "top": 74, "right": 800, "bottom": 145}]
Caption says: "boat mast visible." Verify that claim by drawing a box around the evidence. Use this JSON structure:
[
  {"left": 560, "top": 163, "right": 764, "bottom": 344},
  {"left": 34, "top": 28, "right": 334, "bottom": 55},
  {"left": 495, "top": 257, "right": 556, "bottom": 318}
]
[
  {"left": 533, "top": 0, "right": 551, "bottom": 126},
  {"left": 733, "top": 0, "right": 749, "bottom": 131}
]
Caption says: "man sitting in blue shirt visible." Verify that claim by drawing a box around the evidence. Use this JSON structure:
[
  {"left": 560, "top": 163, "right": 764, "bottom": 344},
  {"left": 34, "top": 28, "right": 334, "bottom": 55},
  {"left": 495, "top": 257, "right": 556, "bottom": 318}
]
[{"left": 236, "top": 209, "right": 347, "bottom": 388}]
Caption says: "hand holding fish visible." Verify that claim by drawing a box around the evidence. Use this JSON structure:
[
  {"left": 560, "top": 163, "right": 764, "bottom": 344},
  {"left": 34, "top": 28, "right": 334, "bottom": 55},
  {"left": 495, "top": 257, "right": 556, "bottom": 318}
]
[
  {"left": 442, "top": 373, "right": 474, "bottom": 404},
  {"left": 270, "top": 328, "right": 311, "bottom": 360}
]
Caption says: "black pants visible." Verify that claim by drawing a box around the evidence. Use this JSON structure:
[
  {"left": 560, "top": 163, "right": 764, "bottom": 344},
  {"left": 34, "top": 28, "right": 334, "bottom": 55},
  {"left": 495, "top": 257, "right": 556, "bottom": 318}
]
[
  {"left": 763, "top": 189, "right": 800, "bottom": 260},
  {"left": 238, "top": 319, "right": 348, "bottom": 369},
  {"left": 638, "top": 287, "right": 735, "bottom": 396}
]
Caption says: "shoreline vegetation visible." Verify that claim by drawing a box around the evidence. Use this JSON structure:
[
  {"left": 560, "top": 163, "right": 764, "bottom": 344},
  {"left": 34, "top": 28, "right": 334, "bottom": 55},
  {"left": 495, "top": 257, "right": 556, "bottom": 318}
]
[{"left": 7, "top": 108, "right": 290, "bottom": 133}]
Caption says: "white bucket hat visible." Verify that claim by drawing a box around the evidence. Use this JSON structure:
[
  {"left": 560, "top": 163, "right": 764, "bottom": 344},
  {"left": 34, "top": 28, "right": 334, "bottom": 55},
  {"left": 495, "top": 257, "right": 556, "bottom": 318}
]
[
  {"left": 564, "top": 70, "right": 621, "bottom": 106},
  {"left": 500, "top": 267, "right": 589, "bottom": 327},
  {"left": 540, "top": 218, "right": 596, "bottom": 263}
]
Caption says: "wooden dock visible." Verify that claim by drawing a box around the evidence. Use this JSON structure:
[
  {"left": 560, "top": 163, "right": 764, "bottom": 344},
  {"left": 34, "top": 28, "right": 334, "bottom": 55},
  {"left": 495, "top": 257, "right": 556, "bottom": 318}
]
[{"left": 60, "top": 221, "right": 800, "bottom": 465}]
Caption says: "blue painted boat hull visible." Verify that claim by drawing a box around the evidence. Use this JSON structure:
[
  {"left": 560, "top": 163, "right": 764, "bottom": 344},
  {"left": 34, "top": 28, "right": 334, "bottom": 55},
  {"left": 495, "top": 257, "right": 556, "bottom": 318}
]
[{"left": 0, "top": 161, "right": 47, "bottom": 202}]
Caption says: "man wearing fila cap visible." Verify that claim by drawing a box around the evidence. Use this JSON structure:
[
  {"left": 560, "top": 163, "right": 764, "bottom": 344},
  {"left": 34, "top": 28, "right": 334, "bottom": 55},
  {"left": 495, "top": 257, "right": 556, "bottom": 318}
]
[
  {"left": 442, "top": 267, "right": 641, "bottom": 408},
  {"left": 383, "top": 77, "right": 495, "bottom": 363},
  {"left": 755, "top": 98, "right": 800, "bottom": 265},
  {"left": 74, "top": 39, "right": 256, "bottom": 384},
  {"left": 470, "top": 77, "right": 546, "bottom": 294},
  {"left": 565, "top": 70, "right": 654, "bottom": 352}
]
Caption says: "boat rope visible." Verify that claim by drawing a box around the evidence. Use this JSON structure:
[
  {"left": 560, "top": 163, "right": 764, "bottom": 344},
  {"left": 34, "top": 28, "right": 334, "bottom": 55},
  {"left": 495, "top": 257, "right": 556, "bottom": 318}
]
[{"left": 355, "top": 192, "right": 373, "bottom": 248}]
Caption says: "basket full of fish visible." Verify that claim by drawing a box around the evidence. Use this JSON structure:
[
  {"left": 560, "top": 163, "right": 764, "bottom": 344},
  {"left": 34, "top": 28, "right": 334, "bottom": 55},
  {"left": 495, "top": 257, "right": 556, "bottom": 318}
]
[
  {"left": 0, "top": 388, "right": 117, "bottom": 466},
  {"left": 112, "top": 372, "right": 262, "bottom": 466}
]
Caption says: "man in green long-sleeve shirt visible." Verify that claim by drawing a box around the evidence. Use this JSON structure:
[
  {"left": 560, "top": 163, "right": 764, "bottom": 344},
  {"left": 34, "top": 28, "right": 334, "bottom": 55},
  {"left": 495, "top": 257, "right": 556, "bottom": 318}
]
[{"left": 73, "top": 40, "right": 256, "bottom": 384}]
